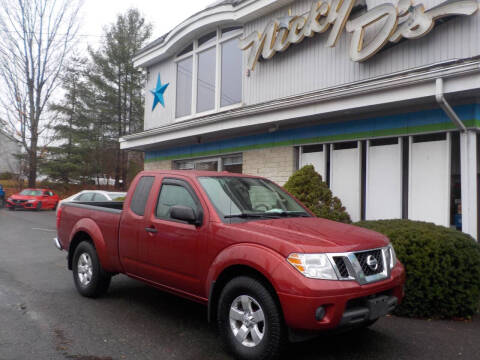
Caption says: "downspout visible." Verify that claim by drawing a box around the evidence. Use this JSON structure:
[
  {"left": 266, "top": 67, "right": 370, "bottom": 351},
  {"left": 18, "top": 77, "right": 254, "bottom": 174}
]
[
  {"left": 436, "top": 78, "right": 477, "bottom": 239},
  {"left": 435, "top": 78, "right": 467, "bottom": 132}
]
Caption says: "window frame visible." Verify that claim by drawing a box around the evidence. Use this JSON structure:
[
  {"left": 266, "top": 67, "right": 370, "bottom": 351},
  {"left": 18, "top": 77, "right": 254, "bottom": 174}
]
[
  {"left": 174, "top": 27, "right": 243, "bottom": 122},
  {"left": 173, "top": 153, "right": 243, "bottom": 173},
  {"left": 154, "top": 178, "right": 204, "bottom": 225}
]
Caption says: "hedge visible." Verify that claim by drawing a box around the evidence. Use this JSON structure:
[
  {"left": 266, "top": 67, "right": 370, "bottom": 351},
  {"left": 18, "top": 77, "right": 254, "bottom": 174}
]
[
  {"left": 284, "top": 165, "right": 351, "bottom": 223},
  {"left": 355, "top": 219, "right": 480, "bottom": 319}
]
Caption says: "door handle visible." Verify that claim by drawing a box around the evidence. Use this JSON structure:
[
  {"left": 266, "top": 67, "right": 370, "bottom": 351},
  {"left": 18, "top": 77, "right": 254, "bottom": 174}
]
[{"left": 145, "top": 226, "right": 158, "bottom": 234}]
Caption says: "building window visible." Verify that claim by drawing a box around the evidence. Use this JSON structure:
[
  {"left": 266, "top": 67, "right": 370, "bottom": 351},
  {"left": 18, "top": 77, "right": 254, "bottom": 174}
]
[
  {"left": 197, "top": 47, "right": 216, "bottom": 113},
  {"left": 174, "top": 154, "right": 243, "bottom": 173},
  {"left": 175, "top": 26, "right": 243, "bottom": 119},
  {"left": 176, "top": 57, "right": 193, "bottom": 118},
  {"left": 222, "top": 154, "right": 242, "bottom": 173},
  {"left": 198, "top": 31, "right": 216, "bottom": 47},
  {"left": 221, "top": 38, "right": 242, "bottom": 107}
]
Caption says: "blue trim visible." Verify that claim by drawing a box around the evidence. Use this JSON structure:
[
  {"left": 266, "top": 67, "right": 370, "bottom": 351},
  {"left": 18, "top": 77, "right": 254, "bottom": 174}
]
[{"left": 145, "top": 104, "right": 480, "bottom": 161}]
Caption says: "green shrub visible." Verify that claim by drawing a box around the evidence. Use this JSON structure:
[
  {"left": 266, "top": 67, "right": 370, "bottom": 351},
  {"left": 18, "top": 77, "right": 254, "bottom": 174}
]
[
  {"left": 284, "top": 165, "right": 351, "bottom": 223},
  {"left": 355, "top": 219, "right": 480, "bottom": 319}
]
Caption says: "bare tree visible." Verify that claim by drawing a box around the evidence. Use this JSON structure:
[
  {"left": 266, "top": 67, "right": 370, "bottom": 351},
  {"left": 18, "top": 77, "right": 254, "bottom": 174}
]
[{"left": 0, "top": 0, "right": 82, "bottom": 186}]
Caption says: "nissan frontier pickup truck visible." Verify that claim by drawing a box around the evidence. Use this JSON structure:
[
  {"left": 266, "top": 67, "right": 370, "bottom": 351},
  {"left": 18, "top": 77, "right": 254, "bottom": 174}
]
[{"left": 55, "top": 170, "right": 405, "bottom": 360}]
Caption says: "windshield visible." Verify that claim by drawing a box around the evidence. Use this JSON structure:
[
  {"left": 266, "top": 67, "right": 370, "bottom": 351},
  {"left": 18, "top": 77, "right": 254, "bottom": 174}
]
[
  {"left": 198, "top": 176, "right": 310, "bottom": 222},
  {"left": 19, "top": 189, "right": 43, "bottom": 196}
]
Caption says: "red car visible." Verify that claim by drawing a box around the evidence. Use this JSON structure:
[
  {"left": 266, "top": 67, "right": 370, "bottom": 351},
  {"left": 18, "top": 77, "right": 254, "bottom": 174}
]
[
  {"left": 7, "top": 188, "right": 59, "bottom": 211},
  {"left": 56, "top": 171, "right": 405, "bottom": 360}
]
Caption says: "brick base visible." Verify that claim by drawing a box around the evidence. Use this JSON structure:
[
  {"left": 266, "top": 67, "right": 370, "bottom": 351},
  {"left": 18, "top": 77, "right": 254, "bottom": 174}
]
[{"left": 243, "top": 146, "right": 296, "bottom": 185}]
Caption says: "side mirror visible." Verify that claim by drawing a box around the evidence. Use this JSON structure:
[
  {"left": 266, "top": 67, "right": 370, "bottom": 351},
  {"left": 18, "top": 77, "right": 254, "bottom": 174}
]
[{"left": 170, "top": 205, "right": 199, "bottom": 225}]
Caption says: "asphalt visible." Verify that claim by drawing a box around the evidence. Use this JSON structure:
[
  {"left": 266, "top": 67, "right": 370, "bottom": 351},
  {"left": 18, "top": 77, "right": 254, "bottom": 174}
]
[{"left": 0, "top": 208, "right": 479, "bottom": 360}]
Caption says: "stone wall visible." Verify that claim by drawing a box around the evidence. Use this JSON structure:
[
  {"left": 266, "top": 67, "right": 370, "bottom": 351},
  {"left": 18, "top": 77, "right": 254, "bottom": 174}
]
[
  {"left": 243, "top": 146, "right": 297, "bottom": 185},
  {"left": 144, "top": 159, "right": 172, "bottom": 171}
]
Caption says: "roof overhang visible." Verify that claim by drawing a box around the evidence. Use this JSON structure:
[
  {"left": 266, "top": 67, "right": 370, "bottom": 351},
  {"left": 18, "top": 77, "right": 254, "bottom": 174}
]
[{"left": 133, "top": 0, "right": 294, "bottom": 68}]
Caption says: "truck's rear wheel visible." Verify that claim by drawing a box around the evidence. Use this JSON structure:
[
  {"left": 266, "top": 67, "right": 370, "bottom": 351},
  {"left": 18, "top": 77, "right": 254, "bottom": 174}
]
[
  {"left": 217, "top": 276, "right": 285, "bottom": 360},
  {"left": 72, "top": 241, "right": 111, "bottom": 298}
]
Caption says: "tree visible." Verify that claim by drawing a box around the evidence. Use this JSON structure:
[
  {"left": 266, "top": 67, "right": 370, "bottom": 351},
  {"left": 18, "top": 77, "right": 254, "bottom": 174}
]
[
  {"left": 284, "top": 165, "right": 351, "bottom": 223},
  {"left": 0, "top": 0, "right": 82, "bottom": 187},
  {"left": 41, "top": 56, "right": 118, "bottom": 184},
  {"left": 41, "top": 56, "right": 86, "bottom": 182},
  {"left": 87, "top": 9, "right": 151, "bottom": 189}
]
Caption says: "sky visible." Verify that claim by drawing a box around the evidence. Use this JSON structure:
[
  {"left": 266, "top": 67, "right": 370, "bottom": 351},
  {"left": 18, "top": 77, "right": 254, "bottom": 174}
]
[{"left": 78, "top": 0, "right": 216, "bottom": 49}]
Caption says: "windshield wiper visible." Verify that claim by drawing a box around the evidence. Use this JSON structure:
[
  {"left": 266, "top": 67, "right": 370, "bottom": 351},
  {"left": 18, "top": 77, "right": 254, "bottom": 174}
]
[
  {"left": 224, "top": 211, "right": 310, "bottom": 219},
  {"left": 264, "top": 211, "right": 310, "bottom": 218},
  {"left": 224, "top": 213, "right": 270, "bottom": 219}
]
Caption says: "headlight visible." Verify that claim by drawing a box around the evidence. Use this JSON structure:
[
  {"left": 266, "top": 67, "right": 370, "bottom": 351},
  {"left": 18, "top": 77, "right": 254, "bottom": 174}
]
[
  {"left": 388, "top": 244, "right": 397, "bottom": 269},
  {"left": 287, "top": 253, "right": 338, "bottom": 280},
  {"left": 7, "top": 197, "right": 12, "bottom": 201},
  {"left": 27, "top": 199, "right": 36, "bottom": 203}
]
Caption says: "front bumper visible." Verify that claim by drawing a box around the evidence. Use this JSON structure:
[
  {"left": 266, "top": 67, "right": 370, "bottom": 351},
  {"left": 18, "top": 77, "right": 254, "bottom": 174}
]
[
  {"left": 276, "top": 264, "right": 405, "bottom": 331},
  {"left": 6, "top": 201, "right": 36, "bottom": 209}
]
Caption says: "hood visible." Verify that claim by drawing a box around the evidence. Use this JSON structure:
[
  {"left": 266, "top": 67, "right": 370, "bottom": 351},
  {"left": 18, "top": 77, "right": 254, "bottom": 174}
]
[
  {"left": 230, "top": 217, "right": 389, "bottom": 255},
  {"left": 10, "top": 194, "right": 40, "bottom": 200}
]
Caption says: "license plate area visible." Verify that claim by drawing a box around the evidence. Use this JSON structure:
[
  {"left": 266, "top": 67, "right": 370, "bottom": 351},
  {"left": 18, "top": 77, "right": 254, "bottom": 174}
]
[{"left": 367, "top": 295, "right": 391, "bottom": 320}]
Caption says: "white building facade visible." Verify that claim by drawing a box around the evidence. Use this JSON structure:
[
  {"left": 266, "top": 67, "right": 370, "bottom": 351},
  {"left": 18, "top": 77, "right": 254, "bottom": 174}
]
[
  {"left": 121, "top": 0, "right": 480, "bottom": 239},
  {"left": 0, "top": 129, "right": 21, "bottom": 175}
]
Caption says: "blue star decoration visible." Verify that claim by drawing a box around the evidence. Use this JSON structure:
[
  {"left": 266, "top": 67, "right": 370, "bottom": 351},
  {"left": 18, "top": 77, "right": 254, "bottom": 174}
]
[{"left": 150, "top": 74, "right": 169, "bottom": 111}]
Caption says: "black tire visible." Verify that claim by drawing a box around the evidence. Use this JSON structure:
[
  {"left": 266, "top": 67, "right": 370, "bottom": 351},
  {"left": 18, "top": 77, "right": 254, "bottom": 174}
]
[
  {"left": 35, "top": 201, "right": 42, "bottom": 211},
  {"left": 72, "top": 241, "right": 111, "bottom": 298},
  {"left": 51, "top": 202, "right": 58, "bottom": 211},
  {"left": 8, "top": 206, "right": 14, "bottom": 211},
  {"left": 217, "top": 276, "right": 285, "bottom": 360}
]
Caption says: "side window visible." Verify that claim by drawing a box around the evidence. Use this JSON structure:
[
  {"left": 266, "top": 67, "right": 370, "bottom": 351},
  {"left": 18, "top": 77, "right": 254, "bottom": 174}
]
[
  {"left": 93, "top": 193, "right": 108, "bottom": 202},
  {"left": 77, "top": 193, "right": 94, "bottom": 201},
  {"left": 130, "top": 176, "right": 154, "bottom": 216},
  {"left": 156, "top": 184, "right": 198, "bottom": 220}
]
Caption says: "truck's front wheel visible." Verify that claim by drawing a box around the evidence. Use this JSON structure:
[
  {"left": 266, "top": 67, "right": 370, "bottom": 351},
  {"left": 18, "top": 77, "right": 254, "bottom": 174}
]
[
  {"left": 217, "top": 276, "right": 285, "bottom": 360},
  {"left": 72, "top": 241, "right": 111, "bottom": 298}
]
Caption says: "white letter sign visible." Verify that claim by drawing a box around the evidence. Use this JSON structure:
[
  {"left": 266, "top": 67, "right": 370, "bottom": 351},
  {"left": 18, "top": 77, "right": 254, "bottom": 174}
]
[{"left": 240, "top": 0, "right": 479, "bottom": 71}]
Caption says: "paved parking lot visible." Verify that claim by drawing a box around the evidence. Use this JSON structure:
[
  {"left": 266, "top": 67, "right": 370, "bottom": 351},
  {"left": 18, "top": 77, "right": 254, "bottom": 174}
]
[{"left": 0, "top": 208, "right": 479, "bottom": 360}]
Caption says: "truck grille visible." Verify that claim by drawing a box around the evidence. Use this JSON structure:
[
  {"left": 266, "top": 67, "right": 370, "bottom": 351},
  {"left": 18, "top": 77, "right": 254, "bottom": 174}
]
[
  {"left": 333, "top": 257, "right": 350, "bottom": 278},
  {"left": 327, "top": 246, "right": 391, "bottom": 285},
  {"left": 355, "top": 249, "right": 384, "bottom": 276}
]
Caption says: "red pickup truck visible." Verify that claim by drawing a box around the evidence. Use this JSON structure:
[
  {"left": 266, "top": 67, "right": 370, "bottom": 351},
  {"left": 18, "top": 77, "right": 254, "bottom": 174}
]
[{"left": 55, "top": 170, "right": 405, "bottom": 360}]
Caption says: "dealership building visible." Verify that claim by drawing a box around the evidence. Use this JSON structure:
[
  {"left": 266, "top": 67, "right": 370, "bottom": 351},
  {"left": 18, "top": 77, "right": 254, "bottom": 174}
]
[{"left": 121, "top": 0, "right": 480, "bottom": 239}]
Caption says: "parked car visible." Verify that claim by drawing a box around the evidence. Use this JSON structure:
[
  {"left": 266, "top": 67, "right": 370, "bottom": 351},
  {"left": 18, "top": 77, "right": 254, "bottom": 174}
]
[
  {"left": 7, "top": 188, "right": 59, "bottom": 211},
  {"left": 0, "top": 184, "right": 5, "bottom": 208},
  {"left": 55, "top": 171, "right": 405, "bottom": 360},
  {"left": 57, "top": 190, "right": 126, "bottom": 214}
]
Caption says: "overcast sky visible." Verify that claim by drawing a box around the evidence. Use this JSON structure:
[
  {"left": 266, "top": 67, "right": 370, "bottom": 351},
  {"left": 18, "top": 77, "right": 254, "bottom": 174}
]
[{"left": 79, "top": 0, "right": 216, "bottom": 48}]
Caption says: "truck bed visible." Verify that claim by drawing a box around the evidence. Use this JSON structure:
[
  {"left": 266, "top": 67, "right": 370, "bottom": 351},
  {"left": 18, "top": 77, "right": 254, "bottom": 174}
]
[{"left": 57, "top": 201, "right": 124, "bottom": 272}]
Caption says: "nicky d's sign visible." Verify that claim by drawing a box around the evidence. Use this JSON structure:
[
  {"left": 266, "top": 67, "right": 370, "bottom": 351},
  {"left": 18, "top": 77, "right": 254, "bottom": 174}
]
[{"left": 240, "top": 0, "right": 479, "bottom": 70}]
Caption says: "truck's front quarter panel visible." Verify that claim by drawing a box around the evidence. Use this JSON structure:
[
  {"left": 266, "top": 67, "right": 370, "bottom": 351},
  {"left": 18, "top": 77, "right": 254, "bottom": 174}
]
[{"left": 272, "top": 260, "right": 405, "bottom": 331}]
